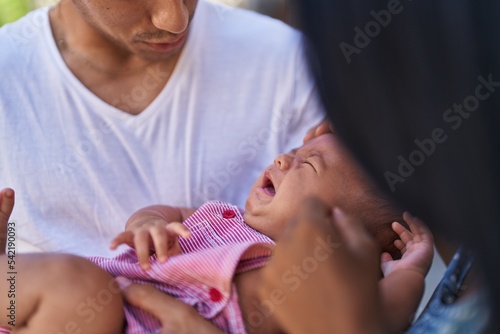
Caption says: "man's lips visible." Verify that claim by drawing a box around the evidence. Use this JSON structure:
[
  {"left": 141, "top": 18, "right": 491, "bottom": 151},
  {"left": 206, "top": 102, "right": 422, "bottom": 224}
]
[{"left": 143, "top": 35, "right": 187, "bottom": 52}]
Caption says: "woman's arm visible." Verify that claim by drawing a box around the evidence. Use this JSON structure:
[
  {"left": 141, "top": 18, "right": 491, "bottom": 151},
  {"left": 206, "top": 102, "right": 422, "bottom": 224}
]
[{"left": 258, "top": 198, "right": 384, "bottom": 334}]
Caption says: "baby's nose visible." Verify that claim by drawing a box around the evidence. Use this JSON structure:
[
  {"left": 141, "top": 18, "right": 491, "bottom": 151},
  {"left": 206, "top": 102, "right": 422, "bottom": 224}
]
[{"left": 274, "top": 153, "right": 292, "bottom": 171}]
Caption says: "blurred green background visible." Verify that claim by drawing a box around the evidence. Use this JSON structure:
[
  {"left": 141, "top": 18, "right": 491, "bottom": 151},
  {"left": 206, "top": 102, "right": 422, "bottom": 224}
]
[
  {"left": 0, "top": 0, "right": 56, "bottom": 26},
  {"left": 0, "top": 0, "right": 291, "bottom": 28},
  {"left": 0, "top": 0, "right": 32, "bottom": 26}
]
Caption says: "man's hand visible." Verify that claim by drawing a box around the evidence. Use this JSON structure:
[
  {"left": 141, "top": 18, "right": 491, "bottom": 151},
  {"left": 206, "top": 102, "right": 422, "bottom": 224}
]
[
  {"left": 121, "top": 282, "right": 224, "bottom": 334},
  {"left": 303, "top": 117, "right": 335, "bottom": 143},
  {"left": 258, "top": 198, "right": 383, "bottom": 334},
  {"left": 0, "top": 188, "right": 15, "bottom": 254}
]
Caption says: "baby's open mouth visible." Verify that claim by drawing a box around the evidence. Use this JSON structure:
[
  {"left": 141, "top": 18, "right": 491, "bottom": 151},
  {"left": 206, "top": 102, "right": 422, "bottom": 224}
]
[{"left": 262, "top": 177, "right": 276, "bottom": 196}]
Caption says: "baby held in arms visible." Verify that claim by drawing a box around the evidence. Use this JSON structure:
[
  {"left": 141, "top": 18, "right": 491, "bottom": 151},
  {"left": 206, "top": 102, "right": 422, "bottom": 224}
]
[{"left": 0, "top": 133, "right": 433, "bottom": 334}]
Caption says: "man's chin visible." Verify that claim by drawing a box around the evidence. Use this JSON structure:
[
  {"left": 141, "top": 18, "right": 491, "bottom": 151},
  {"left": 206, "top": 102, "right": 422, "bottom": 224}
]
[
  {"left": 131, "top": 40, "right": 187, "bottom": 63},
  {"left": 132, "top": 49, "right": 182, "bottom": 63}
]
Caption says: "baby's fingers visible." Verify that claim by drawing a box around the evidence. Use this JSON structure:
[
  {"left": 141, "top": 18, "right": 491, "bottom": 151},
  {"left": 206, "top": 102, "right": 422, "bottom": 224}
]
[
  {"left": 380, "top": 252, "right": 394, "bottom": 276},
  {"left": 151, "top": 223, "right": 190, "bottom": 263},
  {"left": 380, "top": 252, "right": 393, "bottom": 265},
  {"left": 402, "top": 212, "right": 434, "bottom": 245},
  {"left": 134, "top": 229, "right": 153, "bottom": 270},
  {"left": 392, "top": 222, "right": 413, "bottom": 244},
  {"left": 111, "top": 230, "right": 152, "bottom": 270},
  {"left": 150, "top": 226, "right": 170, "bottom": 263},
  {"left": 110, "top": 231, "right": 134, "bottom": 250},
  {"left": 165, "top": 222, "right": 191, "bottom": 239},
  {"left": 394, "top": 239, "right": 406, "bottom": 251}
]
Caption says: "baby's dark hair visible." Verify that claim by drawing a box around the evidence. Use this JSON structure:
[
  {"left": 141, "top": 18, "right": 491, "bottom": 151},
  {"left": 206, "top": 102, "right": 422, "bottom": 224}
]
[
  {"left": 358, "top": 198, "right": 403, "bottom": 260},
  {"left": 342, "top": 174, "right": 404, "bottom": 260}
]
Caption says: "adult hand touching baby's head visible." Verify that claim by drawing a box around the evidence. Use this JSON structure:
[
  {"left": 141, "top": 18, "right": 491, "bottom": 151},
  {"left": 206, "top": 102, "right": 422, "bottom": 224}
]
[{"left": 258, "top": 197, "right": 384, "bottom": 334}]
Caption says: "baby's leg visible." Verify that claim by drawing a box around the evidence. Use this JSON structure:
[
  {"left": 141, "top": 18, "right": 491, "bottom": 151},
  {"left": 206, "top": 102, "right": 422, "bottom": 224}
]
[{"left": 0, "top": 254, "right": 125, "bottom": 334}]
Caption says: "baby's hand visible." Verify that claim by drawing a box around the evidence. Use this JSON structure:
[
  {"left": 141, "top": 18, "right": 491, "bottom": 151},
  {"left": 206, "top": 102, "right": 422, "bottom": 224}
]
[
  {"left": 110, "top": 217, "right": 191, "bottom": 270},
  {"left": 381, "top": 212, "right": 434, "bottom": 278}
]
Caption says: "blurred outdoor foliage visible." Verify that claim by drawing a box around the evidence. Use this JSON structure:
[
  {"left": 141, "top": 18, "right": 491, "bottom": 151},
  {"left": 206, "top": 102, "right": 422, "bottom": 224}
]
[
  {"left": 0, "top": 0, "right": 32, "bottom": 26},
  {"left": 0, "top": 0, "right": 289, "bottom": 28},
  {"left": 0, "top": 0, "right": 54, "bottom": 26}
]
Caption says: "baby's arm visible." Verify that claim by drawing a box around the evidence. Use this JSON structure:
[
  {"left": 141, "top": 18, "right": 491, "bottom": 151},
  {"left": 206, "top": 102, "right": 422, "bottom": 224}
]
[
  {"left": 111, "top": 205, "right": 196, "bottom": 270},
  {"left": 379, "top": 212, "right": 434, "bottom": 333}
]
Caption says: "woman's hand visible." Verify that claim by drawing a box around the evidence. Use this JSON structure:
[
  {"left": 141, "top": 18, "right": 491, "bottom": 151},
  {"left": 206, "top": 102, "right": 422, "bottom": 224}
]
[
  {"left": 121, "top": 282, "right": 224, "bottom": 334},
  {"left": 258, "top": 198, "right": 384, "bottom": 334}
]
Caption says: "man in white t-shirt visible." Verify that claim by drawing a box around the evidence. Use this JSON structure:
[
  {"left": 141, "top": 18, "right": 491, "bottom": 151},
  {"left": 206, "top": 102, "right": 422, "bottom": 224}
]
[{"left": 0, "top": 0, "right": 324, "bottom": 257}]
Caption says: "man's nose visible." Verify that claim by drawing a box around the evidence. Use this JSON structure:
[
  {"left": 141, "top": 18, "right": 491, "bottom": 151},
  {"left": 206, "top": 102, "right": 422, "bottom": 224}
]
[
  {"left": 151, "top": 0, "right": 190, "bottom": 34},
  {"left": 274, "top": 153, "right": 293, "bottom": 171}
]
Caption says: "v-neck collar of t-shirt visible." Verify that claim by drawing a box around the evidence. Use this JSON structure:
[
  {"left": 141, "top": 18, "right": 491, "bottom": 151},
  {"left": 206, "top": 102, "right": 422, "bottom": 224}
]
[{"left": 42, "top": 5, "right": 198, "bottom": 127}]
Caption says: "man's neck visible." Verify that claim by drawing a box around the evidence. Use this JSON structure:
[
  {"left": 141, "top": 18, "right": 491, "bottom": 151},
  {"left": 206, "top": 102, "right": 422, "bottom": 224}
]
[
  {"left": 50, "top": 1, "right": 175, "bottom": 75},
  {"left": 48, "top": 1, "right": 182, "bottom": 114}
]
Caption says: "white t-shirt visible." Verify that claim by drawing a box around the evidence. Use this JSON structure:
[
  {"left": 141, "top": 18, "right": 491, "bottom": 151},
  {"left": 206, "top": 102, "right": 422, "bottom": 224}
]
[{"left": 0, "top": 1, "right": 324, "bottom": 256}]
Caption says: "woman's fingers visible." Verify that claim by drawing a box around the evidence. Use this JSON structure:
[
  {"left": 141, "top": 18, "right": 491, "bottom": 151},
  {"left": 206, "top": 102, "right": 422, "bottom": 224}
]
[
  {"left": 121, "top": 283, "right": 181, "bottom": 325},
  {"left": 120, "top": 282, "right": 223, "bottom": 334},
  {"left": 332, "top": 208, "right": 374, "bottom": 250}
]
